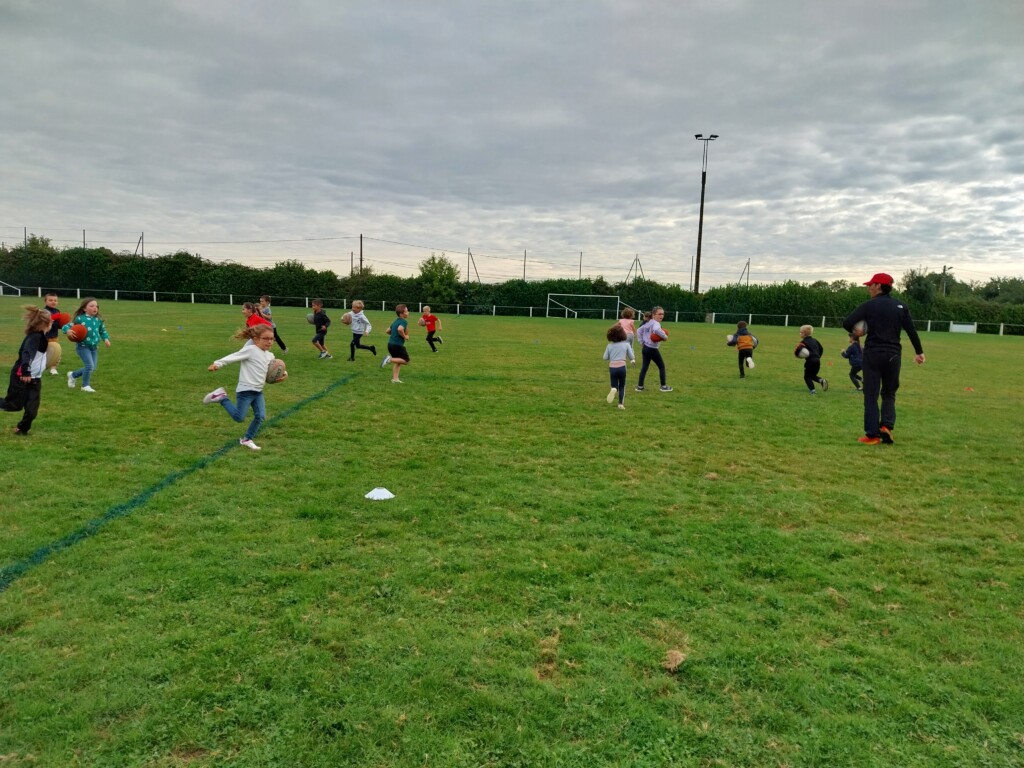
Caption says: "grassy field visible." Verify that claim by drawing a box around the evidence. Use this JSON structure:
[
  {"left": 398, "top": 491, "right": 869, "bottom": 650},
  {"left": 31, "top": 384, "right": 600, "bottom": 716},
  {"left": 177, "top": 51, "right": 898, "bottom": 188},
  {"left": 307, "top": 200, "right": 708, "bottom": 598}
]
[{"left": 1, "top": 296, "right": 1022, "bottom": 767}]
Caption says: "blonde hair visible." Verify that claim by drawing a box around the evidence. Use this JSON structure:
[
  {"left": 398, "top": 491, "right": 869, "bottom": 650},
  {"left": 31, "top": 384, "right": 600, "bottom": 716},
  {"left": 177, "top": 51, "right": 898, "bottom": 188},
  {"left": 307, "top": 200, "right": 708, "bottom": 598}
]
[
  {"left": 23, "top": 305, "right": 52, "bottom": 333},
  {"left": 352, "top": 300, "right": 364, "bottom": 311},
  {"left": 232, "top": 325, "right": 275, "bottom": 342},
  {"left": 799, "top": 324, "right": 814, "bottom": 336}
]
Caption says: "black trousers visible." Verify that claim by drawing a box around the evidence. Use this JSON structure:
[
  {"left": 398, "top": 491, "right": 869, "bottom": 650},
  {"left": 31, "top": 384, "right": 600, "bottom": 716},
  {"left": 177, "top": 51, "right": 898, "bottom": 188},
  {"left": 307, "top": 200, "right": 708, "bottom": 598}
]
[
  {"left": 862, "top": 348, "right": 901, "bottom": 436},
  {"left": 350, "top": 333, "right": 374, "bottom": 359},
  {"left": 638, "top": 347, "right": 666, "bottom": 387},
  {"left": 738, "top": 349, "right": 753, "bottom": 376},
  {"left": 426, "top": 330, "right": 442, "bottom": 352},
  {"left": 848, "top": 364, "right": 863, "bottom": 389},
  {"left": 803, "top": 360, "right": 824, "bottom": 391},
  {"left": 0, "top": 374, "right": 42, "bottom": 434}
]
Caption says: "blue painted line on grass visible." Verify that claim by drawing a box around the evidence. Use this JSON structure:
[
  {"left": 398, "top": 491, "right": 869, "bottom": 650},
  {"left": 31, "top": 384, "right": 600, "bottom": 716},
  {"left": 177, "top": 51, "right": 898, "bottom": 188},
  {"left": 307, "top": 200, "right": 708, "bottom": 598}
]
[{"left": 0, "top": 374, "right": 354, "bottom": 593}]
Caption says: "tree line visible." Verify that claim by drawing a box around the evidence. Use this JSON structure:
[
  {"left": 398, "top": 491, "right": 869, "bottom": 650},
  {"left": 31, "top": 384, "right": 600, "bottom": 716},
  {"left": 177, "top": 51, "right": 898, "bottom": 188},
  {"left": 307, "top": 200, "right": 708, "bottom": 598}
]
[{"left": 2, "top": 236, "right": 1022, "bottom": 327}]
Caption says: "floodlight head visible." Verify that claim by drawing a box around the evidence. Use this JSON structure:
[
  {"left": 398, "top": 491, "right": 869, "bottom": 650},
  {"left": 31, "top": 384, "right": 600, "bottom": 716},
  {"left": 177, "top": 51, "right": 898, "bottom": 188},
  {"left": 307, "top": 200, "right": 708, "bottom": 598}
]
[
  {"left": 710, "top": 134, "right": 719, "bottom": 139},
  {"left": 695, "top": 134, "right": 703, "bottom": 140}
]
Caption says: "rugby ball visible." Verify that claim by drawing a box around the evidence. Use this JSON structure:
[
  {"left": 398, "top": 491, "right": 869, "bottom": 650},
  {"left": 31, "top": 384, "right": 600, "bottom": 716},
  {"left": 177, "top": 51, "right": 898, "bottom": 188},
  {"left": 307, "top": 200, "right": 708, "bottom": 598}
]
[
  {"left": 52, "top": 312, "right": 72, "bottom": 326},
  {"left": 66, "top": 323, "right": 88, "bottom": 342},
  {"left": 342, "top": 312, "right": 353, "bottom": 325},
  {"left": 726, "top": 334, "right": 735, "bottom": 344},
  {"left": 306, "top": 313, "right": 315, "bottom": 324},
  {"left": 418, "top": 317, "right": 426, "bottom": 327},
  {"left": 795, "top": 345, "right": 810, "bottom": 359},
  {"left": 752, "top": 335, "right": 759, "bottom": 349},
  {"left": 265, "top": 359, "right": 287, "bottom": 384},
  {"left": 852, "top": 319, "right": 868, "bottom": 337}
]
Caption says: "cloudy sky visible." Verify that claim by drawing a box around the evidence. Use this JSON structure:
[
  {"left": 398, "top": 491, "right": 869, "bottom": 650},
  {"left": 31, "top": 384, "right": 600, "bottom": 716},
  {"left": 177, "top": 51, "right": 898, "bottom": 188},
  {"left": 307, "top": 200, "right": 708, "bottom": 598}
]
[{"left": 2, "top": 0, "right": 1022, "bottom": 289}]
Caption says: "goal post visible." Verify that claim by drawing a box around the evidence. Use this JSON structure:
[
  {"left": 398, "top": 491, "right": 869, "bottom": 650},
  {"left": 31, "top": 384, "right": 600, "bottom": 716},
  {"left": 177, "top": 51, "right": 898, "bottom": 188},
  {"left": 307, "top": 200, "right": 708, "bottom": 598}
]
[{"left": 546, "top": 293, "right": 621, "bottom": 320}]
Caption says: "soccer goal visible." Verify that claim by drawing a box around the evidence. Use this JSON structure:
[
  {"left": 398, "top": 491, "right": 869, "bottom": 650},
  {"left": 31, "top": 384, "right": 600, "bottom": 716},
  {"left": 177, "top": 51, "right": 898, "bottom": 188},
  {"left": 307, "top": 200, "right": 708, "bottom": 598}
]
[{"left": 546, "top": 293, "right": 625, "bottom": 320}]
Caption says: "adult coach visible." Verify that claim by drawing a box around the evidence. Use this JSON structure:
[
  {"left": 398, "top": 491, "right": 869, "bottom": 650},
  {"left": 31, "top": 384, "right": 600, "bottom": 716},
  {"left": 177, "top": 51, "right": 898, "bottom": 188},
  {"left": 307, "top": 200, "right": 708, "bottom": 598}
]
[{"left": 843, "top": 273, "right": 925, "bottom": 445}]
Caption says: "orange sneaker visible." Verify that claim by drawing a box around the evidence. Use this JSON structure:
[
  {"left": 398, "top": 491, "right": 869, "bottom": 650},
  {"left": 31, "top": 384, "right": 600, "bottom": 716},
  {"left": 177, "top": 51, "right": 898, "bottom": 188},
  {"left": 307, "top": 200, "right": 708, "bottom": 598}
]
[
  {"left": 858, "top": 436, "right": 881, "bottom": 445},
  {"left": 880, "top": 426, "right": 894, "bottom": 444}
]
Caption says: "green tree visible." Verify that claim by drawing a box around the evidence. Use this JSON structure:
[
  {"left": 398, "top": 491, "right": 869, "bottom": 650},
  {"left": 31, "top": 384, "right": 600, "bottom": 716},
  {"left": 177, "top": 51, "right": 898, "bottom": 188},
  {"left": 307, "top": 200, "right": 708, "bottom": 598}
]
[{"left": 417, "top": 253, "right": 460, "bottom": 306}]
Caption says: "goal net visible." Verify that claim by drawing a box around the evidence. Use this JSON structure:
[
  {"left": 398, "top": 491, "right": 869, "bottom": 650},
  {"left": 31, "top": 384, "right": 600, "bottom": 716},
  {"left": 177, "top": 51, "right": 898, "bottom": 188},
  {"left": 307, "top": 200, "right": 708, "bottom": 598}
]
[{"left": 546, "top": 293, "right": 624, "bottom": 320}]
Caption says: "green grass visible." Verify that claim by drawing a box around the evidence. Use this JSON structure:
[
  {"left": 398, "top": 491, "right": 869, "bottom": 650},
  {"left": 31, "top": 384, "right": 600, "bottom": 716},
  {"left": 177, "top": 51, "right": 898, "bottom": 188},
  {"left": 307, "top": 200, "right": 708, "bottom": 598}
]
[{"left": 1, "top": 297, "right": 1022, "bottom": 767}]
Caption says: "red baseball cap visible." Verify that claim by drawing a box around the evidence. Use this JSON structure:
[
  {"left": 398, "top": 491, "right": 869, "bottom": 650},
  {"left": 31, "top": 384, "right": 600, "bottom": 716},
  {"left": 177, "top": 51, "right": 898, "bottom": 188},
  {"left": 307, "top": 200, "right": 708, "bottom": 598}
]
[{"left": 863, "top": 273, "right": 894, "bottom": 286}]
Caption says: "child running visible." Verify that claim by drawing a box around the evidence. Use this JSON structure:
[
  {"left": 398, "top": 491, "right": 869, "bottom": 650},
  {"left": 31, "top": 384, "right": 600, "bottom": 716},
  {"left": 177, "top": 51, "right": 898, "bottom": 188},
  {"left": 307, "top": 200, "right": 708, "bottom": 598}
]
[
  {"left": 726, "top": 320, "right": 758, "bottom": 378},
  {"left": 635, "top": 306, "right": 672, "bottom": 392},
  {"left": 310, "top": 299, "right": 332, "bottom": 359},
  {"left": 603, "top": 323, "right": 635, "bottom": 409},
  {"left": 62, "top": 297, "right": 112, "bottom": 393},
  {"left": 841, "top": 332, "right": 863, "bottom": 391},
  {"left": 258, "top": 295, "right": 288, "bottom": 353},
  {"left": 420, "top": 306, "right": 444, "bottom": 352},
  {"left": 347, "top": 300, "right": 376, "bottom": 360},
  {"left": 617, "top": 307, "right": 637, "bottom": 348},
  {"left": 1, "top": 306, "right": 51, "bottom": 435},
  {"left": 380, "top": 304, "right": 410, "bottom": 383},
  {"left": 794, "top": 325, "right": 828, "bottom": 394},
  {"left": 203, "top": 325, "right": 281, "bottom": 451},
  {"left": 44, "top": 292, "right": 64, "bottom": 375}
]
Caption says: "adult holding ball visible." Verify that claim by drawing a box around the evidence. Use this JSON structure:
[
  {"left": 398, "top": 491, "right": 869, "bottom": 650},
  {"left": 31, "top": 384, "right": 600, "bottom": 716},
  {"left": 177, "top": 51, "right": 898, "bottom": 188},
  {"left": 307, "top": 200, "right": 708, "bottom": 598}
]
[
  {"left": 61, "top": 298, "right": 111, "bottom": 393},
  {"left": 635, "top": 306, "right": 672, "bottom": 393},
  {"left": 843, "top": 272, "right": 925, "bottom": 445}
]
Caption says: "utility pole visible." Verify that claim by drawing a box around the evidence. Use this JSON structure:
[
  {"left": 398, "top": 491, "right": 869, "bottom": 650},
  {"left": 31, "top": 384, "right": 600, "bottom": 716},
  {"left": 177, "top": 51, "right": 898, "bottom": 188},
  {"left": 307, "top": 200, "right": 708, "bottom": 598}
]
[
  {"left": 693, "top": 133, "right": 719, "bottom": 294},
  {"left": 359, "top": 234, "right": 363, "bottom": 274}
]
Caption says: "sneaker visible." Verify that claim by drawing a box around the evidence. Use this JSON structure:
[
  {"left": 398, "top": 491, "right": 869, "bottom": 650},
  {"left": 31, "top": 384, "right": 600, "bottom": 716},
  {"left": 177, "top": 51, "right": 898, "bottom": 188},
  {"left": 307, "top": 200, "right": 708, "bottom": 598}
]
[
  {"left": 203, "top": 387, "right": 228, "bottom": 404},
  {"left": 13, "top": 427, "right": 27, "bottom": 436},
  {"left": 606, "top": 388, "right": 616, "bottom": 404},
  {"left": 809, "top": 390, "right": 818, "bottom": 395},
  {"left": 745, "top": 357, "right": 755, "bottom": 369},
  {"left": 371, "top": 346, "right": 377, "bottom": 356},
  {"left": 318, "top": 351, "right": 328, "bottom": 359},
  {"left": 858, "top": 436, "right": 881, "bottom": 445},
  {"left": 391, "top": 379, "right": 403, "bottom": 384},
  {"left": 436, "top": 337, "right": 443, "bottom": 344},
  {"left": 659, "top": 385, "right": 673, "bottom": 392},
  {"left": 67, "top": 372, "right": 76, "bottom": 389},
  {"left": 239, "top": 438, "right": 261, "bottom": 451},
  {"left": 880, "top": 426, "right": 894, "bottom": 445},
  {"left": 50, "top": 368, "right": 59, "bottom": 375},
  {"left": 381, "top": 354, "right": 392, "bottom": 368},
  {"left": 81, "top": 386, "right": 96, "bottom": 393},
  {"left": 820, "top": 378, "right": 829, "bottom": 392},
  {"left": 323, "top": 353, "right": 333, "bottom": 360},
  {"left": 617, "top": 403, "right": 625, "bottom": 410},
  {"left": 635, "top": 385, "right": 645, "bottom": 392},
  {"left": 347, "top": 357, "right": 355, "bottom": 362}
]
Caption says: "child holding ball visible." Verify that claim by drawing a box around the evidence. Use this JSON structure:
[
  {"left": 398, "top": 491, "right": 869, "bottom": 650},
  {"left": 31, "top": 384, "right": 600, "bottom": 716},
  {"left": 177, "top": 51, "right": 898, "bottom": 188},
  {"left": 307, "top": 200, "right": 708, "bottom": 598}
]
[
  {"left": 62, "top": 297, "right": 111, "bottom": 393},
  {"left": 380, "top": 304, "right": 410, "bottom": 383},
  {"left": 203, "top": 325, "right": 281, "bottom": 451},
  {"left": 347, "top": 300, "right": 376, "bottom": 360},
  {"left": 795, "top": 325, "right": 828, "bottom": 394},
  {"left": 603, "top": 323, "right": 635, "bottom": 409},
  {"left": 726, "top": 320, "right": 758, "bottom": 378}
]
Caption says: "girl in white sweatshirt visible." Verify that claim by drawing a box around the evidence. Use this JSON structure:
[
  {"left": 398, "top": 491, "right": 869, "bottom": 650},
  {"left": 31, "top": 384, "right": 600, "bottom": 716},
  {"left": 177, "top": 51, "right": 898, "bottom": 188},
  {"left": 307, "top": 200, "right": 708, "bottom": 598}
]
[{"left": 203, "top": 325, "right": 282, "bottom": 451}]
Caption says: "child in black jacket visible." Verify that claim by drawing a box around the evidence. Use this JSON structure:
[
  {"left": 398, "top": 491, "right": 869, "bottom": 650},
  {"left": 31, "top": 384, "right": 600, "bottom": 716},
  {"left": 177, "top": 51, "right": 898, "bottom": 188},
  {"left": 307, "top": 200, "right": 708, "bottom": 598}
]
[
  {"left": 1, "top": 306, "right": 52, "bottom": 435},
  {"left": 795, "top": 325, "right": 828, "bottom": 394}
]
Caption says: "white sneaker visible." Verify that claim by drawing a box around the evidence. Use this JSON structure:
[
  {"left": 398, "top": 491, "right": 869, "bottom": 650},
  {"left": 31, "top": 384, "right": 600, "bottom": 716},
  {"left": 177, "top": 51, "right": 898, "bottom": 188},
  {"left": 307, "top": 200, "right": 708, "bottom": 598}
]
[
  {"left": 745, "top": 357, "right": 755, "bottom": 369},
  {"left": 81, "top": 386, "right": 96, "bottom": 393},
  {"left": 203, "top": 387, "right": 227, "bottom": 404},
  {"left": 239, "top": 438, "right": 261, "bottom": 451},
  {"left": 617, "top": 403, "right": 625, "bottom": 410},
  {"left": 380, "top": 354, "right": 392, "bottom": 368},
  {"left": 606, "top": 387, "right": 616, "bottom": 404},
  {"left": 67, "top": 372, "right": 76, "bottom": 389},
  {"left": 50, "top": 368, "right": 59, "bottom": 375},
  {"left": 391, "top": 379, "right": 403, "bottom": 384}
]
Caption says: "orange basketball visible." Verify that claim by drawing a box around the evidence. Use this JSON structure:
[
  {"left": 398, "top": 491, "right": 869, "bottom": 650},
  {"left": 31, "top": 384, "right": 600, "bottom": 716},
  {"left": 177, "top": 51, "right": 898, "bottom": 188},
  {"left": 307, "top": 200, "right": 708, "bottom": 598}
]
[
  {"left": 650, "top": 330, "right": 667, "bottom": 342},
  {"left": 66, "top": 323, "right": 87, "bottom": 342}
]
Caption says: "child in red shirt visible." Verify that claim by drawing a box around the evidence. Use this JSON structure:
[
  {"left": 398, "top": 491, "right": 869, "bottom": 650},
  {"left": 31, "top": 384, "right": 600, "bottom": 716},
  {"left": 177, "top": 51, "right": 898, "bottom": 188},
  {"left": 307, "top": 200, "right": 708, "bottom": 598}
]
[{"left": 419, "top": 306, "right": 444, "bottom": 352}]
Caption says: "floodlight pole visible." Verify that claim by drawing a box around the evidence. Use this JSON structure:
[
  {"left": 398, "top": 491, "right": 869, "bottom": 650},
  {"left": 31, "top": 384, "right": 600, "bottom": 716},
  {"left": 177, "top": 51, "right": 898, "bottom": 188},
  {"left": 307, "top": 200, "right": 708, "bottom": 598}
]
[{"left": 693, "top": 133, "right": 719, "bottom": 294}]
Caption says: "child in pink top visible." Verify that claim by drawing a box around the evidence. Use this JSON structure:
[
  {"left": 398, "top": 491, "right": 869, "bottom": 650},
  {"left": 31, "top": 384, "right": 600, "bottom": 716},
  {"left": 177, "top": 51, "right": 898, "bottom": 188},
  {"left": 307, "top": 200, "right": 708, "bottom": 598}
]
[{"left": 617, "top": 307, "right": 637, "bottom": 347}]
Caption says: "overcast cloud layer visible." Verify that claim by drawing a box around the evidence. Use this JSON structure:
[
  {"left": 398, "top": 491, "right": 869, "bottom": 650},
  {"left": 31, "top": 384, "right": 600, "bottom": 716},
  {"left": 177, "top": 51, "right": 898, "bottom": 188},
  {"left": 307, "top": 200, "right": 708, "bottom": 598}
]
[{"left": 2, "top": 0, "right": 1022, "bottom": 288}]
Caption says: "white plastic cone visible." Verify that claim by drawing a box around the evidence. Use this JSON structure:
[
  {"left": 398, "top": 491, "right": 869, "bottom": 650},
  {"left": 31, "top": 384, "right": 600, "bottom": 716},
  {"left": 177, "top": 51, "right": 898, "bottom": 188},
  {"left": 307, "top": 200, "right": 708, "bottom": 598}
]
[{"left": 365, "top": 487, "right": 395, "bottom": 500}]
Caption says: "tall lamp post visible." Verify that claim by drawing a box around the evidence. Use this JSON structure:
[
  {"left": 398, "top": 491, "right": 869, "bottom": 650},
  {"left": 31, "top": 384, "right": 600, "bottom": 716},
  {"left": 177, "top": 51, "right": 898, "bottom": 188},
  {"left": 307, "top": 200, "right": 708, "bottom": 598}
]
[{"left": 693, "top": 133, "right": 719, "bottom": 294}]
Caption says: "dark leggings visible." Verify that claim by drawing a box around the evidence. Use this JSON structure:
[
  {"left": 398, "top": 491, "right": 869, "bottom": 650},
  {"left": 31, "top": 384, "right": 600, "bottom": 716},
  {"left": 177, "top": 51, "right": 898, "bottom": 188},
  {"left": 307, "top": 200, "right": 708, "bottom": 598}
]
[
  {"left": 848, "top": 364, "right": 862, "bottom": 389},
  {"left": 426, "top": 330, "right": 442, "bottom": 352},
  {"left": 609, "top": 366, "right": 626, "bottom": 404},
  {"left": 638, "top": 346, "right": 666, "bottom": 387},
  {"left": 0, "top": 375, "right": 41, "bottom": 434},
  {"left": 350, "top": 333, "right": 374, "bottom": 358},
  {"left": 272, "top": 327, "right": 287, "bottom": 351},
  {"left": 738, "top": 349, "right": 752, "bottom": 376},
  {"left": 803, "top": 360, "right": 824, "bottom": 391}
]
